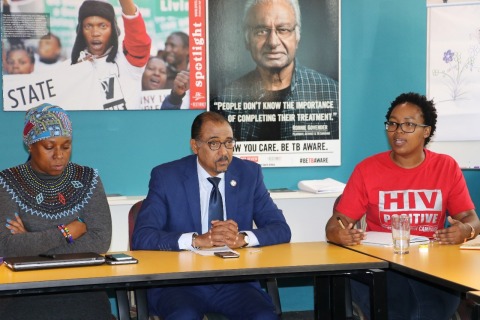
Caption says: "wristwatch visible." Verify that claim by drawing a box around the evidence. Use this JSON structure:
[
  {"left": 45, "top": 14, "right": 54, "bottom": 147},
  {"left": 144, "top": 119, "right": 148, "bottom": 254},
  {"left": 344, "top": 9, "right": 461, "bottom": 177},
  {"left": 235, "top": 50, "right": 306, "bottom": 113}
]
[
  {"left": 240, "top": 232, "right": 250, "bottom": 248},
  {"left": 191, "top": 233, "right": 200, "bottom": 249},
  {"left": 466, "top": 223, "right": 476, "bottom": 240}
]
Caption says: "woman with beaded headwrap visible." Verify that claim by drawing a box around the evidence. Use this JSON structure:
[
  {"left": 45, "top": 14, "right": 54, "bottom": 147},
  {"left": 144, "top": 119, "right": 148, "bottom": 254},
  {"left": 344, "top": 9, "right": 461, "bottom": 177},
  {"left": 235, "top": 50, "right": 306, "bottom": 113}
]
[
  {"left": 0, "top": 103, "right": 113, "bottom": 319},
  {"left": 69, "top": 0, "right": 151, "bottom": 110}
]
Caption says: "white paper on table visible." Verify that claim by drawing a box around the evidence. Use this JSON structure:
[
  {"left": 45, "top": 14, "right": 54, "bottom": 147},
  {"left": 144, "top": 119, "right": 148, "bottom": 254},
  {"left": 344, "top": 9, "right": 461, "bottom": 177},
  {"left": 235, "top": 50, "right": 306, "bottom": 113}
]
[
  {"left": 360, "top": 231, "right": 430, "bottom": 247},
  {"left": 460, "top": 236, "right": 480, "bottom": 250},
  {"left": 190, "top": 245, "right": 240, "bottom": 256},
  {"left": 297, "top": 178, "right": 345, "bottom": 194}
]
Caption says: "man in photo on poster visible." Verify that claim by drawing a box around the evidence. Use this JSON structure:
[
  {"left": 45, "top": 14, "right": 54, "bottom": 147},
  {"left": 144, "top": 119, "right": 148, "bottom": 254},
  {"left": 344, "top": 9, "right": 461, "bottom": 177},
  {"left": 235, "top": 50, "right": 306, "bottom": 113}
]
[
  {"left": 209, "top": 0, "right": 339, "bottom": 142},
  {"left": 163, "top": 31, "right": 189, "bottom": 89},
  {"left": 68, "top": 0, "right": 151, "bottom": 110}
]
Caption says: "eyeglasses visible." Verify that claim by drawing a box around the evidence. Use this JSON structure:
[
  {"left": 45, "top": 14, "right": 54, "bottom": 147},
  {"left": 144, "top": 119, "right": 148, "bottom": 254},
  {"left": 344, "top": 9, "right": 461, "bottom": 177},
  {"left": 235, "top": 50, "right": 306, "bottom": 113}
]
[
  {"left": 384, "top": 121, "right": 430, "bottom": 133},
  {"left": 197, "top": 139, "right": 236, "bottom": 151},
  {"left": 250, "top": 25, "right": 297, "bottom": 40}
]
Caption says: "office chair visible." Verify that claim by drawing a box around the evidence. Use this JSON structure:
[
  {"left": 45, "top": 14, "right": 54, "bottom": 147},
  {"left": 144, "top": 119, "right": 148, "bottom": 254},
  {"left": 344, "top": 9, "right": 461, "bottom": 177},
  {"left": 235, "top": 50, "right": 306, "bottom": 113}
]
[
  {"left": 127, "top": 203, "right": 242, "bottom": 320},
  {"left": 126, "top": 200, "right": 282, "bottom": 320},
  {"left": 125, "top": 200, "right": 151, "bottom": 320}
]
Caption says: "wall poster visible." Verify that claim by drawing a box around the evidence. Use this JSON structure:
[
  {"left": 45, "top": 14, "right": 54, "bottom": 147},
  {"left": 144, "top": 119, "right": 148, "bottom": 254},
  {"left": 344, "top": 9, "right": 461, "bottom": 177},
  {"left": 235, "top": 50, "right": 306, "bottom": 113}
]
[
  {"left": 2, "top": 0, "right": 340, "bottom": 168},
  {"left": 427, "top": 0, "right": 480, "bottom": 141},
  {"left": 208, "top": 0, "right": 341, "bottom": 167},
  {"left": 1, "top": 0, "right": 206, "bottom": 111}
]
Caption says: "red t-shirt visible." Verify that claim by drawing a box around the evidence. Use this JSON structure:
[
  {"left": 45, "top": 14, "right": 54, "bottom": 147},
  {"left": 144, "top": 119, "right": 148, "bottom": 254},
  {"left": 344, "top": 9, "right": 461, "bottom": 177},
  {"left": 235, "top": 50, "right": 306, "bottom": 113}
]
[{"left": 336, "top": 149, "right": 474, "bottom": 238}]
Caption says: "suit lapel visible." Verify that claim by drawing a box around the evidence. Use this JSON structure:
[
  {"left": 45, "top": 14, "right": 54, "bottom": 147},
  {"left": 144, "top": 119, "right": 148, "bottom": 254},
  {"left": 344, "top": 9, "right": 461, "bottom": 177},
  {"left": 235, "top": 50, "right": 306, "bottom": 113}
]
[
  {"left": 183, "top": 156, "right": 202, "bottom": 232},
  {"left": 224, "top": 163, "right": 240, "bottom": 220}
]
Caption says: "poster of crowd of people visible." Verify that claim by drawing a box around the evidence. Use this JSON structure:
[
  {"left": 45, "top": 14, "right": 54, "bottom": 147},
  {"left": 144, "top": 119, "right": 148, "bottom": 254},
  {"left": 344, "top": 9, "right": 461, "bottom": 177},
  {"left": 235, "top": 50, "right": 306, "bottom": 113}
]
[
  {"left": 2, "top": 0, "right": 340, "bottom": 167},
  {"left": 2, "top": 0, "right": 204, "bottom": 110}
]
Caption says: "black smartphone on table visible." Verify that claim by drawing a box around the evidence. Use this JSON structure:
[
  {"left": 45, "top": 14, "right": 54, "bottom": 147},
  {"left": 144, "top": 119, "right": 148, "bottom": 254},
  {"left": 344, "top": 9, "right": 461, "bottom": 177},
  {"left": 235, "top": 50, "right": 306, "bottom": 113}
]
[
  {"left": 105, "top": 253, "right": 138, "bottom": 265},
  {"left": 214, "top": 251, "right": 240, "bottom": 259}
]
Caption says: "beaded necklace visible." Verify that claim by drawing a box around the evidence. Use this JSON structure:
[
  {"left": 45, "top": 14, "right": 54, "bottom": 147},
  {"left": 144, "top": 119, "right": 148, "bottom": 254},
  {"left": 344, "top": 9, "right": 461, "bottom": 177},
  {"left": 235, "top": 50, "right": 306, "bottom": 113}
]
[{"left": 0, "top": 162, "right": 98, "bottom": 219}]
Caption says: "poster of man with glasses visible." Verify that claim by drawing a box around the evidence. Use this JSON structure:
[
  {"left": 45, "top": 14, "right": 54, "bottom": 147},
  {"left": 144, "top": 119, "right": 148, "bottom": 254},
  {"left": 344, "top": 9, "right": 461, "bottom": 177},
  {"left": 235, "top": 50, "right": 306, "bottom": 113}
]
[{"left": 209, "top": 0, "right": 340, "bottom": 167}]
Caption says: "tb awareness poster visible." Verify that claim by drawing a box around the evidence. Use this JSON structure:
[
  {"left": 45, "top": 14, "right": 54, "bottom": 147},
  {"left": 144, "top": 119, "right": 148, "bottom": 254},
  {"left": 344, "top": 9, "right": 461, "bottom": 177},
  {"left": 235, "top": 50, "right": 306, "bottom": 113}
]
[
  {"left": 2, "top": 0, "right": 341, "bottom": 168},
  {"left": 208, "top": 0, "right": 341, "bottom": 167}
]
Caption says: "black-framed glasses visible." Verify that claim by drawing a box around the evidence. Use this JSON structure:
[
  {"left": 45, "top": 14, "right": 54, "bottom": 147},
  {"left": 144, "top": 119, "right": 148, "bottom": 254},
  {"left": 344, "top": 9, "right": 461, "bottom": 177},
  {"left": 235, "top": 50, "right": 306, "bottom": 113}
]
[
  {"left": 384, "top": 121, "right": 430, "bottom": 133},
  {"left": 250, "top": 25, "right": 297, "bottom": 39},
  {"left": 196, "top": 139, "right": 236, "bottom": 151}
]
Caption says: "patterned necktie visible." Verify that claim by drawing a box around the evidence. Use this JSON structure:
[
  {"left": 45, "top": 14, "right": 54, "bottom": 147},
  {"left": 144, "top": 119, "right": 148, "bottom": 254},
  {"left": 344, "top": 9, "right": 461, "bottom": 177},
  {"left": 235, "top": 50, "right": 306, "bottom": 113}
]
[{"left": 207, "top": 177, "right": 224, "bottom": 222}]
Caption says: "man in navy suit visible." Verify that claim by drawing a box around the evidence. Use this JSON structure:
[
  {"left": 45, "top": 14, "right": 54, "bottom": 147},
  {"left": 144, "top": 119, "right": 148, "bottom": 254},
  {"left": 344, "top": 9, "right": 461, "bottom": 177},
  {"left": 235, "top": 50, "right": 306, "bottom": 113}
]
[{"left": 132, "top": 111, "right": 291, "bottom": 319}]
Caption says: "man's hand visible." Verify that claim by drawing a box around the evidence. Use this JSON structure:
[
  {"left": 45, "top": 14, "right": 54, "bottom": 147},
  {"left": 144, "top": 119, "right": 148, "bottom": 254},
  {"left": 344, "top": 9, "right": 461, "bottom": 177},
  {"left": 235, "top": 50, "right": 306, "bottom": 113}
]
[
  {"left": 209, "top": 219, "right": 242, "bottom": 247},
  {"left": 119, "top": 0, "right": 137, "bottom": 15},
  {"left": 192, "top": 220, "right": 251, "bottom": 249},
  {"left": 192, "top": 220, "right": 238, "bottom": 248},
  {"left": 172, "top": 71, "right": 190, "bottom": 96}
]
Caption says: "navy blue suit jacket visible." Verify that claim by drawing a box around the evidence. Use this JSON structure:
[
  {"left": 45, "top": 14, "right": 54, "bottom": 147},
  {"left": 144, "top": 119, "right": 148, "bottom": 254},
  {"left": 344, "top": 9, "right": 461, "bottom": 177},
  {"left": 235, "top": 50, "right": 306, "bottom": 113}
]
[{"left": 132, "top": 155, "right": 291, "bottom": 251}]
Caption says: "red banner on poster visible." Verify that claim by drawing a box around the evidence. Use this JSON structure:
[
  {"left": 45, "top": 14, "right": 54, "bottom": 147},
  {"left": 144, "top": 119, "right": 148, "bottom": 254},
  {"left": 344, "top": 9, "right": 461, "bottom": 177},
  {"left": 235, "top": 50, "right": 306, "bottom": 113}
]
[{"left": 189, "top": 0, "right": 207, "bottom": 109}]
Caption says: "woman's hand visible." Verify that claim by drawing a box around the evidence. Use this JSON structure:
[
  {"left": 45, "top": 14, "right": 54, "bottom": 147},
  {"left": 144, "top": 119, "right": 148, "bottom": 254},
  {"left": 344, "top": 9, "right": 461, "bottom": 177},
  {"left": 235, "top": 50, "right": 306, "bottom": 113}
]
[
  {"left": 6, "top": 212, "right": 27, "bottom": 234},
  {"left": 337, "top": 224, "right": 366, "bottom": 246},
  {"left": 326, "top": 214, "right": 366, "bottom": 246},
  {"left": 65, "top": 218, "right": 87, "bottom": 240},
  {"left": 434, "top": 216, "right": 472, "bottom": 244}
]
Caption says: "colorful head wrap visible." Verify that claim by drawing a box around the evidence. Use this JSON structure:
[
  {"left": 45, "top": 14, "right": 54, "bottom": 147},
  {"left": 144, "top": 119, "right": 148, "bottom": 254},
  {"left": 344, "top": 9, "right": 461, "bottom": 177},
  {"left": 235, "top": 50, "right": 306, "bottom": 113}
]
[{"left": 23, "top": 103, "right": 73, "bottom": 146}]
